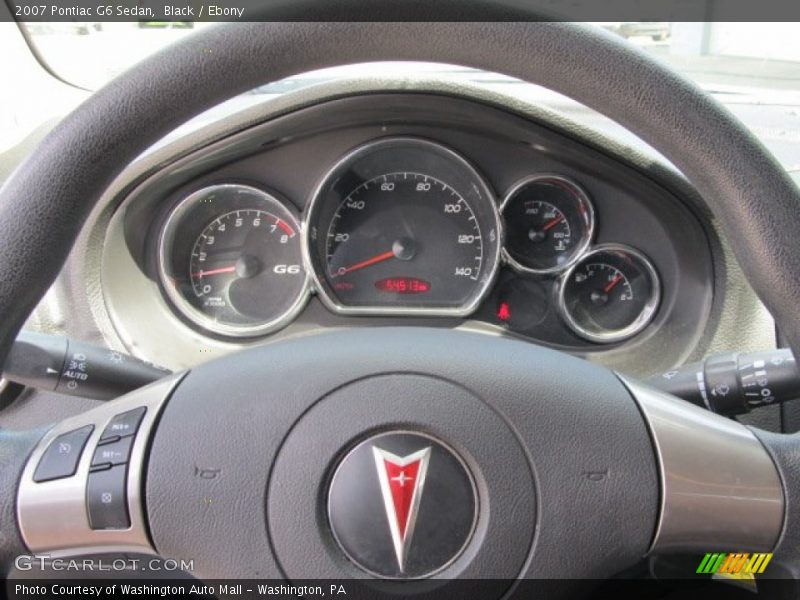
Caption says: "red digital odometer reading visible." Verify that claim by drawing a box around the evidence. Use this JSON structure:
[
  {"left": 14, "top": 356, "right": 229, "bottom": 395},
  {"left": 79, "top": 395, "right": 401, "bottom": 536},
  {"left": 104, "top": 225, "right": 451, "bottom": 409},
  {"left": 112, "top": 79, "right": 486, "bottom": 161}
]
[{"left": 375, "top": 277, "right": 431, "bottom": 294}]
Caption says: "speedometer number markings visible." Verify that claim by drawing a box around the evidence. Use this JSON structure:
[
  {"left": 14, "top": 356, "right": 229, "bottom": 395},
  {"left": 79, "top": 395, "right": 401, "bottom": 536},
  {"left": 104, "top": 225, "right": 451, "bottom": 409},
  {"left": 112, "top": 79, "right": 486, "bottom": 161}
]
[
  {"left": 325, "top": 172, "right": 484, "bottom": 297},
  {"left": 305, "top": 138, "right": 501, "bottom": 315}
]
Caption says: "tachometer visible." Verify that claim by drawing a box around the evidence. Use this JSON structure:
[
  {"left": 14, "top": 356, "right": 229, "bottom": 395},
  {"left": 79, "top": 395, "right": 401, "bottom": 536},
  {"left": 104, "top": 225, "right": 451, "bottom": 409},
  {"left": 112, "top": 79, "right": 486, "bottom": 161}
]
[
  {"left": 159, "top": 184, "right": 309, "bottom": 337},
  {"left": 305, "top": 138, "right": 502, "bottom": 315}
]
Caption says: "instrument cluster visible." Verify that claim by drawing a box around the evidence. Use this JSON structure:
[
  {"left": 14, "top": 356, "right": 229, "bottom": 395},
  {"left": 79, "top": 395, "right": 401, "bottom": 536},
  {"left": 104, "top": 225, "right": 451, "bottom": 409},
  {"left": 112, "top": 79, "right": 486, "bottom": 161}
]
[{"left": 157, "top": 136, "right": 661, "bottom": 345}]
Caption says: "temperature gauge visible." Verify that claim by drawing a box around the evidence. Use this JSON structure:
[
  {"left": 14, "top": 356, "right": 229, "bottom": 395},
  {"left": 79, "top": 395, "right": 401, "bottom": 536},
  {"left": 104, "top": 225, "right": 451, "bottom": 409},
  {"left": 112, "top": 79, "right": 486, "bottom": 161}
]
[
  {"left": 501, "top": 175, "right": 594, "bottom": 274},
  {"left": 558, "top": 244, "right": 660, "bottom": 343}
]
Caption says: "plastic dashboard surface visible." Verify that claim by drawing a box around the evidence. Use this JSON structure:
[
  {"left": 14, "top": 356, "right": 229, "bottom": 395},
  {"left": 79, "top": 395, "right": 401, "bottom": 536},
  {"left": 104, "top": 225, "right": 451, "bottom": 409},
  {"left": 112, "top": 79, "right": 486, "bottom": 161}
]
[{"left": 103, "top": 91, "right": 715, "bottom": 374}]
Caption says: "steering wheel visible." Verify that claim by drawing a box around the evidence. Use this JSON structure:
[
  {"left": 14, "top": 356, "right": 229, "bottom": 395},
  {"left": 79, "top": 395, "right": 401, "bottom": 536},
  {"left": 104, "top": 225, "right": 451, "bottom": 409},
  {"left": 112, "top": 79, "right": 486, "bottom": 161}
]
[{"left": 2, "top": 17, "right": 800, "bottom": 596}]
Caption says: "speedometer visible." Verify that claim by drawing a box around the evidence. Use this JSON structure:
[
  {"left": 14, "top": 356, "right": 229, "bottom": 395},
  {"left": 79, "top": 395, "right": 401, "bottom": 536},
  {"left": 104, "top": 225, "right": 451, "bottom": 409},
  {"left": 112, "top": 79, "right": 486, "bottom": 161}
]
[{"left": 305, "top": 138, "right": 502, "bottom": 315}]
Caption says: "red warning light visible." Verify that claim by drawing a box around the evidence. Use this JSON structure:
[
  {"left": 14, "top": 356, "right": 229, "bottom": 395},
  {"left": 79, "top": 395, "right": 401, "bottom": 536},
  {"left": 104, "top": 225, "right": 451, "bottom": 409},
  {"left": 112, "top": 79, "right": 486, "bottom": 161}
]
[
  {"left": 375, "top": 277, "right": 431, "bottom": 294},
  {"left": 497, "top": 302, "right": 512, "bottom": 322}
]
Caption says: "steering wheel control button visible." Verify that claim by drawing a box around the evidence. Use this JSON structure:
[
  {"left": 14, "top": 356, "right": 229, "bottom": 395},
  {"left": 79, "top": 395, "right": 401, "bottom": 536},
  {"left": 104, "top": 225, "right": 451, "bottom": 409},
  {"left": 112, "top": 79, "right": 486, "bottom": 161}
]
[
  {"left": 87, "top": 464, "right": 130, "bottom": 529},
  {"left": 17, "top": 375, "right": 183, "bottom": 556},
  {"left": 328, "top": 431, "right": 477, "bottom": 579},
  {"left": 32, "top": 425, "right": 94, "bottom": 483},
  {"left": 91, "top": 436, "right": 134, "bottom": 468},
  {"left": 100, "top": 407, "right": 146, "bottom": 441}
]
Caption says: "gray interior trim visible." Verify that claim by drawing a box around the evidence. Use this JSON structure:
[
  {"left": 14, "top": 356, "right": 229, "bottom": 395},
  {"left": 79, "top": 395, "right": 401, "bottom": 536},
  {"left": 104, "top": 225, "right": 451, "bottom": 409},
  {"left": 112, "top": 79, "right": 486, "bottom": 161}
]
[
  {"left": 622, "top": 377, "right": 783, "bottom": 554},
  {"left": 17, "top": 374, "right": 183, "bottom": 557}
]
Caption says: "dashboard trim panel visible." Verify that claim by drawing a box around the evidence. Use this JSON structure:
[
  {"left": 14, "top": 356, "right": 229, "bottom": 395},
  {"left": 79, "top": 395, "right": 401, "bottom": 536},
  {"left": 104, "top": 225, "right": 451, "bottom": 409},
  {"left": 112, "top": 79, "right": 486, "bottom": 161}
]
[{"left": 78, "top": 81, "right": 723, "bottom": 376}]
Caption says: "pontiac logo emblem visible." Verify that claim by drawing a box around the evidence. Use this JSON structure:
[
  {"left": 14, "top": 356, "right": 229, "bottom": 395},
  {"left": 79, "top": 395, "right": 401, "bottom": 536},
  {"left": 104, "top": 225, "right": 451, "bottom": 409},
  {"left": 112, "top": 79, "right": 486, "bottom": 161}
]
[
  {"left": 372, "top": 446, "right": 431, "bottom": 573},
  {"left": 328, "top": 432, "right": 477, "bottom": 579}
]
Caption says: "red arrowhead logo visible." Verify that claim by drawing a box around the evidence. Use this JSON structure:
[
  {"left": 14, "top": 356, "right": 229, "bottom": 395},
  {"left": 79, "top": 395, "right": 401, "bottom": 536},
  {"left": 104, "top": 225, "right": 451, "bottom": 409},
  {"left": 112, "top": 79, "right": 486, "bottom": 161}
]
[{"left": 372, "top": 446, "right": 431, "bottom": 572}]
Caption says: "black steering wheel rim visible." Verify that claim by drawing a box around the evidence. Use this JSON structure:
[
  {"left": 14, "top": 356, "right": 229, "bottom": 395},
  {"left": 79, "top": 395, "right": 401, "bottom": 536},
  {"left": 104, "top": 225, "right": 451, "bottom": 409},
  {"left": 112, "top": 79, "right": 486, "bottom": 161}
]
[
  {"left": 2, "top": 20, "right": 800, "bottom": 363},
  {"left": 3, "top": 15, "right": 800, "bottom": 591}
]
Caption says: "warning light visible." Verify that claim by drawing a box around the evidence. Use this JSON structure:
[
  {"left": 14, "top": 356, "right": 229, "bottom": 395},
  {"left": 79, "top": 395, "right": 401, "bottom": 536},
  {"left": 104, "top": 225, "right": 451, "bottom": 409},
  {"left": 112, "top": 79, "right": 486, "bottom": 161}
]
[
  {"left": 497, "top": 302, "right": 512, "bottom": 322},
  {"left": 375, "top": 277, "right": 431, "bottom": 294}
]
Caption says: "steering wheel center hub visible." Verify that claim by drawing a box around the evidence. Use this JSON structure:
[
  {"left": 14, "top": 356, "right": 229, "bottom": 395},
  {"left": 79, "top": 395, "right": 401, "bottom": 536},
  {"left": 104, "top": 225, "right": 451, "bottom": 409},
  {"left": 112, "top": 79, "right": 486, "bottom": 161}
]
[
  {"left": 143, "top": 329, "right": 658, "bottom": 583},
  {"left": 263, "top": 370, "right": 536, "bottom": 587},
  {"left": 328, "top": 431, "right": 477, "bottom": 579}
]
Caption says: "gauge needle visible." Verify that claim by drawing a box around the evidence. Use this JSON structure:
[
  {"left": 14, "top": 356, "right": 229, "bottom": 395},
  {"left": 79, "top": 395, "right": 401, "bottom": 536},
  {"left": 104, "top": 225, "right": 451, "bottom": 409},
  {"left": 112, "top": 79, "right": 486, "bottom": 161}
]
[
  {"left": 604, "top": 274, "right": 624, "bottom": 294},
  {"left": 334, "top": 250, "right": 396, "bottom": 277},
  {"left": 191, "top": 265, "right": 237, "bottom": 277},
  {"left": 541, "top": 214, "right": 565, "bottom": 232}
]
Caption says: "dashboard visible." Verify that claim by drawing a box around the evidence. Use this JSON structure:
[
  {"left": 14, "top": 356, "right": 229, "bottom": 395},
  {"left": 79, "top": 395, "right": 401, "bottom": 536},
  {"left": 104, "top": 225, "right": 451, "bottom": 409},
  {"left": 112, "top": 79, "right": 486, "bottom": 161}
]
[
  {"left": 158, "top": 136, "right": 660, "bottom": 344},
  {"left": 95, "top": 85, "right": 718, "bottom": 376}
]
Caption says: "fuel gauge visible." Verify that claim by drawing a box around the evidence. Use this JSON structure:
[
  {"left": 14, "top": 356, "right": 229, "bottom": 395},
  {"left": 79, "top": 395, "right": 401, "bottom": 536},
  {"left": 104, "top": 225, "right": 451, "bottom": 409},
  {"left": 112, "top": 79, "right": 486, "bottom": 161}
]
[
  {"left": 501, "top": 174, "right": 594, "bottom": 274},
  {"left": 558, "top": 244, "right": 660, "bottom": 343}
]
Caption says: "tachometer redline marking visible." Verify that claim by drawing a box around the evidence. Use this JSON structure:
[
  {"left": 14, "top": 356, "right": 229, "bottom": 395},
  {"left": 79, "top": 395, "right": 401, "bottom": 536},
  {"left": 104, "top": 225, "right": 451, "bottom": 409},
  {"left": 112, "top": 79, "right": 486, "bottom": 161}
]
[{"left": 275, "top": 218, "right": 295, "bottom": 236}]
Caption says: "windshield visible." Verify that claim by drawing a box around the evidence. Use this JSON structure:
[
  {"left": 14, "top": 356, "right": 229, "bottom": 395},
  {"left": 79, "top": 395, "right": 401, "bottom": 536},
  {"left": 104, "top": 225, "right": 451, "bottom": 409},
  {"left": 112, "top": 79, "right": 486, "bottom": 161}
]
[
  {"left": 19, "top": 22, "right": 800, "bottom": 97},
  {"left": 8, "top": 22, "right": 800, "bottom": 180}
]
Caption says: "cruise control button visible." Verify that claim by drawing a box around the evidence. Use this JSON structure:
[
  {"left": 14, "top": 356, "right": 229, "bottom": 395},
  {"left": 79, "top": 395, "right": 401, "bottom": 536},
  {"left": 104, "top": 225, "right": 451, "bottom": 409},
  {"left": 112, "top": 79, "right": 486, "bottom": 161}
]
[
  {"left": 100, "top": 407, "right": 146, "bottom": 441},
  {"left": 33, "top": 425, "right": 94, "bottom": 483},
  {"left": 87, "top": 464, "right": 130, "bottom": 529},
  {"left": 91, "top": 436, "right": 134, "bottom": 467}
]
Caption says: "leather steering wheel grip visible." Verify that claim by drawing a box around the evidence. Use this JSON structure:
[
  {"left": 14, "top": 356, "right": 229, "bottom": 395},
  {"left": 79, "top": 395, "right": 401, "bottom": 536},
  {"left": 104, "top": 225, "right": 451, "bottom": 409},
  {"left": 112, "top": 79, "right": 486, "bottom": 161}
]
[{"left": 1, "top": 20, "right": 800, "bottom": 365}]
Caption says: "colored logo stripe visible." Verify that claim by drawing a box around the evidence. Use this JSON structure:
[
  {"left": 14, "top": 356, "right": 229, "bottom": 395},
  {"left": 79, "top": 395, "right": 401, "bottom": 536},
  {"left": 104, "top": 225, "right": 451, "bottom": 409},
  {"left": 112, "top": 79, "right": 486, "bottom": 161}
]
[{"left": 697, "top": 553, "right": 772, "bottom": 575}]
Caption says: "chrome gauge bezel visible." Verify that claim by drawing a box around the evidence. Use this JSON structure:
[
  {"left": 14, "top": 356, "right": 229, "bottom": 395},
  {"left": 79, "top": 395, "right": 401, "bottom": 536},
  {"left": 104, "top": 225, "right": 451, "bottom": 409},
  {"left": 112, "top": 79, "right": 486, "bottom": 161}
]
[
  {"left": 157, "top": 183, "right": 311, "bottom": 338},
  {"left": 556, "top": 243, "right": 661, "bottom": 343},
  {"left": 500, "top": 174, "right": 596, "bottom": 276},
  {"left": 303, "top": 137, "right": 504, "bottom": 317}
]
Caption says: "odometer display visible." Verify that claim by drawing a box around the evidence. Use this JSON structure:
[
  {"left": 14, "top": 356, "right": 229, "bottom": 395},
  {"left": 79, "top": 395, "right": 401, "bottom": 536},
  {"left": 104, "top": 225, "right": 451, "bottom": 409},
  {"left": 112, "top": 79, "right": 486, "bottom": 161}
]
[
  {"left": 375, "top": 277, "right": 431, "bottom": 294},
  {"left": 306, "top": 138, "right": 502, "bottom": 315}
]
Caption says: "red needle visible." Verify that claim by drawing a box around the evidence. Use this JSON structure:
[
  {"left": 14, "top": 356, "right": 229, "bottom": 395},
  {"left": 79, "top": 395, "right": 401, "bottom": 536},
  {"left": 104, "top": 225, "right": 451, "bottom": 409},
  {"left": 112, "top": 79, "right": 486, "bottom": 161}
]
[
  {"left": 334, "top": 250, "right": 396, "bottom": 277},
  {"left": 541, "top": 214, "right": 565, "bottom": 232},
  {"left": 604, "top": 274, "right": 623, "bottom": 294},
  {"left": 191, "top": 266, "right": 236, "bottom": 278}
]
